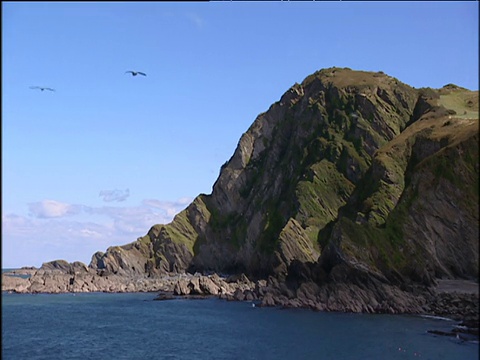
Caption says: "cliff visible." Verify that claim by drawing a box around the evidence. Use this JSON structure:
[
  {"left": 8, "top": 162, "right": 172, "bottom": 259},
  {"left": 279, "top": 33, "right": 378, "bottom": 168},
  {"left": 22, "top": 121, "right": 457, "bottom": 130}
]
[
  {"left": 89, "top": 68, "right": 478, "bottom": 288},
  {"left": 6, "top": 68, "right": 478, "bottom": 318}
]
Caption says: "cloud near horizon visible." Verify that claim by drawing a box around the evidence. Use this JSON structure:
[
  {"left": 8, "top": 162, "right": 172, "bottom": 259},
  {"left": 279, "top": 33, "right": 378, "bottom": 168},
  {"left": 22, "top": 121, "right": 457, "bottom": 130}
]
[
  {"left": 2, "top": 213, "right": 115, "bottom": 267},
  {"left": 28, "top": 200, "right": 84, "bottom": 218},
  {"left": 2, "top": 196, "right": 193, "bottom": 268}
]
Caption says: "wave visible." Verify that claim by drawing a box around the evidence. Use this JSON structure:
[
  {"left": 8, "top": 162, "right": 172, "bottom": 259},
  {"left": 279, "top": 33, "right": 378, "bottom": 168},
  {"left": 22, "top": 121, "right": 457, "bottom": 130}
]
[{"left": 419, "top": 314, "right": 455, "bottom": 322}]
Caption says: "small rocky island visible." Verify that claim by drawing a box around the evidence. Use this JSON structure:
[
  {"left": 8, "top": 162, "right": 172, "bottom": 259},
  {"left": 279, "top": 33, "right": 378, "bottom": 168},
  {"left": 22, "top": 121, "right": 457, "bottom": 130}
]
[{"left": 3, "top": 68, "right": 478, "bottom": 339}]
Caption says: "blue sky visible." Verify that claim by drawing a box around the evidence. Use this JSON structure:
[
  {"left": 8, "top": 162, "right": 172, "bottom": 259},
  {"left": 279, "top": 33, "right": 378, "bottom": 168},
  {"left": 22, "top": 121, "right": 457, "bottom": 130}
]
[{"left": 2, "top": 1, "right": 478, "bottom": 268}]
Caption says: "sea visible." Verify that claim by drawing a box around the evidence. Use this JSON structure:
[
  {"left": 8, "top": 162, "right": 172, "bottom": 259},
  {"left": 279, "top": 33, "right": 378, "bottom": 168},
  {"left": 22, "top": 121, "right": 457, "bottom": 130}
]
[{"left": 2, "top": 272, "right": 479, "bottom": 360}]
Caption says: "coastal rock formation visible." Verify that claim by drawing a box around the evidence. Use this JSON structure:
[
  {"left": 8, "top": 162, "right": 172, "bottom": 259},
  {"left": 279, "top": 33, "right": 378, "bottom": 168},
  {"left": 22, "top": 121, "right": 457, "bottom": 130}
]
[
  {"left": 4, "top": 68, "right": 478, "bottom": 325},
  {"left": 88, "top": 68, "right": 477, "bottom": 288},
  {"left": 2, "top": 267, "right": 258, "bottom": 299}
]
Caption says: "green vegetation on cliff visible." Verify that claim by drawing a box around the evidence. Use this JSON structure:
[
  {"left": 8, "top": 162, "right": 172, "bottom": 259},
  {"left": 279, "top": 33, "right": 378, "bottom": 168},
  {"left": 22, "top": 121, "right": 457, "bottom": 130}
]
[{"left": 90, "top": 67, "right": 478, "bottom": 287}]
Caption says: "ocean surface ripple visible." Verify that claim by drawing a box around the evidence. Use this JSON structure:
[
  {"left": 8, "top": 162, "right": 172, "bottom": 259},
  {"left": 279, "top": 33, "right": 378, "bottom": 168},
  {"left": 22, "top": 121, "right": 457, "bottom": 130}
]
[{"left": 2, "top": 292, "right": 478, "bottom": 360}]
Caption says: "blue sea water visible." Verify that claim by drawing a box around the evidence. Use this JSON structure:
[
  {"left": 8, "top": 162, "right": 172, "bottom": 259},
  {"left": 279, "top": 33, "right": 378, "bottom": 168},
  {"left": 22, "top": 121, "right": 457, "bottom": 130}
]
[{"left": 1, "top": 292, "right": 478, "bottom": 360}]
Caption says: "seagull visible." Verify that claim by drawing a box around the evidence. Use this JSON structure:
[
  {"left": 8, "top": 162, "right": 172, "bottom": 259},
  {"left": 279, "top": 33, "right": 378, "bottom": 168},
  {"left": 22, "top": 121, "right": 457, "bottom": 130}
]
[
  {"left": 125, "top": 71, "right": 146, "bottom": 77},
  {"left": 30, "top": 86, "right": 55, "bottom": 92}
]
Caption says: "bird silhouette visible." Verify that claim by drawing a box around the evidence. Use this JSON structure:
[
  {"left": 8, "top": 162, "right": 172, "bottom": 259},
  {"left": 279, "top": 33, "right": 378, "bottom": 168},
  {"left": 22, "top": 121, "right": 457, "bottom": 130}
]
[
  {"left": 125, "top": 71, "right": 146, "bottom": 77},
  {"left": 30, "top": 86, "right": 55, "bottom": 92}
]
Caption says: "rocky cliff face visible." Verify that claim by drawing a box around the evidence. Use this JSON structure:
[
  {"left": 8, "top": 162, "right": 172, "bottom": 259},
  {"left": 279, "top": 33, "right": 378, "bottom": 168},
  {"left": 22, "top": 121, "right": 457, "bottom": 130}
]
[{"left": 87, "top": 68, "right": 478, "bottom": 295}]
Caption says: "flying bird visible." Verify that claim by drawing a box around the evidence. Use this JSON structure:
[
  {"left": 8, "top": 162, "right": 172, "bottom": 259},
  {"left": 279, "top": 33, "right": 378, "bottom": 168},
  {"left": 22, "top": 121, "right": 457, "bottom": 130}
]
[
  {"left": 125, "top": 71, "right": 146, "bottom": 77},
  {"left": 30, "top": 86, "right": 55, "bottom": 92}
]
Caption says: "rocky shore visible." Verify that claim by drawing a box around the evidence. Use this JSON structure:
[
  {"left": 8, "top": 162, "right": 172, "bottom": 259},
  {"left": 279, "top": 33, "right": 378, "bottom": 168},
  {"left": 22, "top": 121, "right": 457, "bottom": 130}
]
[{"left": 3, "top": 267, "right": 478, "bottom": 341}]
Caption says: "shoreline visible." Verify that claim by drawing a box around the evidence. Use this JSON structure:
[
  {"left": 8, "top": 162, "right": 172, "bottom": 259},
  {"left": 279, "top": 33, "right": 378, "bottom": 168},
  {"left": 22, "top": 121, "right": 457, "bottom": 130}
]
[
  {"left": 3, "top": 270, "right": 478, "bottom": 314},
  {"left": 3, "top": 270, "right": 478, "bottom": 342},
  {"left": 4, "top": 283, "right": 478, "bottom": 344}
]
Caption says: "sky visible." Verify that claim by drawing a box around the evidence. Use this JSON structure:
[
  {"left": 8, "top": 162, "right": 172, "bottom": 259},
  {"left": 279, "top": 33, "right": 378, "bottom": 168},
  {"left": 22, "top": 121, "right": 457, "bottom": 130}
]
[{"left": 2, "top": 1, "right": 478, "bottom": 269}]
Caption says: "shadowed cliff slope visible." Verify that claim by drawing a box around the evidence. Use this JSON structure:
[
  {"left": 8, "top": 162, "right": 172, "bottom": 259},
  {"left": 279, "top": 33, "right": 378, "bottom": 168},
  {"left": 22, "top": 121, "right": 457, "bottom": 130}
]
[{"left": 87, "top": 68, "right": 478, "bottom": 291}]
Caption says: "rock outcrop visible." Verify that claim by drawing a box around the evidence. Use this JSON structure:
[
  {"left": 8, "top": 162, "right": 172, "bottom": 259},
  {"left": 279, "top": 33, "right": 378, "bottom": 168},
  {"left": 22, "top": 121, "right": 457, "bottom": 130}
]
[
  {"left": 4, "top": 67, "right": 478, "bottom": 324},
  {"left": 1, "top": 267, "right": 258, "bottom": 299},
  {"left": 87, "top": 68, "right": 478, "bottom": 288}
]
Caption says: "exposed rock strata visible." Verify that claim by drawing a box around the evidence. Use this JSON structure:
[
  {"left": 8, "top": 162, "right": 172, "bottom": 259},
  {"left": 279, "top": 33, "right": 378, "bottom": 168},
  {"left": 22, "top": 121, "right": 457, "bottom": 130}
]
[
  {"left": 4, "top": 68, "right": 478, "bottom": 331},
  {"left": 1, "top": 266, "right": 257, "bottom": 297},
  {"left": 3, "top": 266, "right": 477, "bottom": 322},
  {"left": 84, "top": 68, "right": 477, "bottom": 291}
]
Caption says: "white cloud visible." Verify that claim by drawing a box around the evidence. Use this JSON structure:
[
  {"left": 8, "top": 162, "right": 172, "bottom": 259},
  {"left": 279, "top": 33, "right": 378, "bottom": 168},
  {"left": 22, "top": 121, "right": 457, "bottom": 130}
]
[
  {"left": 99, "top": 188, "right": 130, "bottom": 202},
  {"left": 142, "top": 197, "right": 192, "bottom": 217},
  {"left": 28, "top": 200, "right": 82, "bottom": 218},
  {"left": 2, "top": 196, "right": 193, "bottom": 267},
  {"left": 1, "top": 214, "right": 115, "bottom": 267},
  {"left": 2, "top": 214, "right": 33, "bottom": 235},
  {"left": 79, "top": 228, "right": 104, "bottom": 239},
  {"left": 3, "top": 214, "right": 111, "bottom": 243}
]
